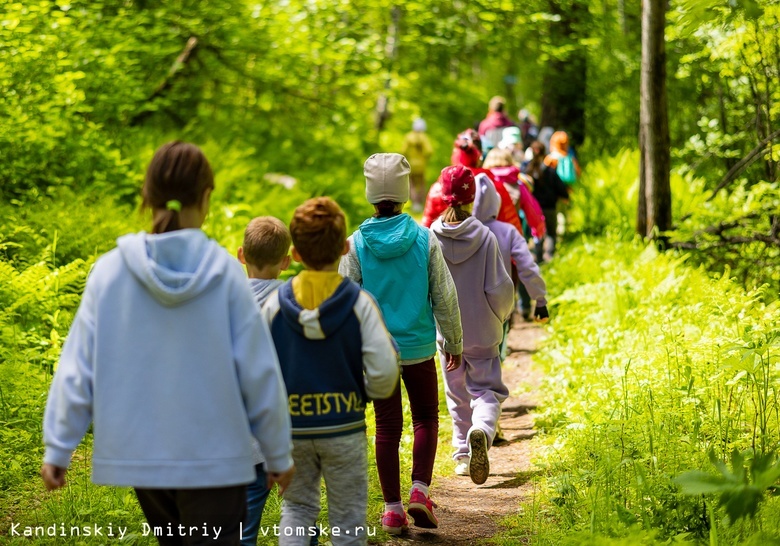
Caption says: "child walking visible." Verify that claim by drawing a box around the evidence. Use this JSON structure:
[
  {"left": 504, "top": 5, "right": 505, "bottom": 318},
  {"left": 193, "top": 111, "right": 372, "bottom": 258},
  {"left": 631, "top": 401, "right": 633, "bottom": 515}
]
[
  {"left": 262, "top": 197, "right": 399, "bottom": 546},
  {"left": 41, "top": 142, "right": 295, "bottom": 545},
  {"left": 421, "top": 129, "right": 522, "bottom": 233},
  {"left": 430, "top": 165, "right": 515, "bottom": 485},
  {"left": 400, "top": 118, "right": 434, "bottom": 212},
  {"left": 525, "top": 140, "right": 570, "bottom": 263},
  {"left": 472, "top": 173, "right": 549, "bottom": 355},
  {"left": 236, "top": 216, "right": 293, "bottom": 546},
  {"left": 339, "top": 153, "right": 463, "bottom": 534}
]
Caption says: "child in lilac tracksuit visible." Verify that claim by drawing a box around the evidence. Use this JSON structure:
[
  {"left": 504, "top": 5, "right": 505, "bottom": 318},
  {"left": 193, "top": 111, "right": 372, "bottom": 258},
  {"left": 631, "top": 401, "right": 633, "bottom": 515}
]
[
  {"left": 430, "top": 165, "right": 515, "bottom": 486},
  {"left": 472, "top": 172, "right": 549, "bottom": 358}
]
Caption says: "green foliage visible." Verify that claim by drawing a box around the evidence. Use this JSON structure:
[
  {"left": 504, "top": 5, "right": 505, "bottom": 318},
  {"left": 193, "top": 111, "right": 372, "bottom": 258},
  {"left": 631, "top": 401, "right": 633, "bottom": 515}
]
[
  {"left": 669, "top": 180, "right": 780, "bottom": 295},
  {"left": 566, "top": 149, "right": 640, "bottom": 235},
  {"left": 522, "top": 235, "right": 780, "bottom": 543},
  {"left": 676, "top": 449, "right": 780, "bottom": 523}
]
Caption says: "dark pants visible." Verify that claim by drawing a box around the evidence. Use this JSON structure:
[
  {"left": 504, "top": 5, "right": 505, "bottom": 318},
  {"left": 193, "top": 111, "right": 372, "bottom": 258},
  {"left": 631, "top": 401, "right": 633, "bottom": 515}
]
[
  {"left": 374, "top": 358, "right": 439, "bottom": 503},
  {"left": 536, "top": 207, "right": 558, "bottom": 263},
  {"left": 135, "top": 485, "right": 247, "bottom": 546}
]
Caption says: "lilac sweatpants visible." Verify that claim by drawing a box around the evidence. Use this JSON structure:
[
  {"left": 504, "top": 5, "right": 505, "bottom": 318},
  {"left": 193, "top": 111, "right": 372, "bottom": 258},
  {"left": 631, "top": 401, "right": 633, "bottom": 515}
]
[{"left": 439, "top": 352, "right": 508, "bottom": 460}]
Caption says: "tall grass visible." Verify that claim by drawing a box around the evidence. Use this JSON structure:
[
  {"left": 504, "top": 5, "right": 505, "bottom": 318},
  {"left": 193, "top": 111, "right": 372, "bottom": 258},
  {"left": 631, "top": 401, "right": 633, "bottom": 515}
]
[{"left": 506, "top": 236, "right": 780, "bottom": 544}]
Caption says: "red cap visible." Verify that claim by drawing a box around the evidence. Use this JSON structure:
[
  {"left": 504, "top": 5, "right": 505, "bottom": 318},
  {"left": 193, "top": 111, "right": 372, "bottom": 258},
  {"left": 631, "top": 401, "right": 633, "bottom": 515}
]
[{"left": 439, "top": 165, "right": 476, "bottom": 206}]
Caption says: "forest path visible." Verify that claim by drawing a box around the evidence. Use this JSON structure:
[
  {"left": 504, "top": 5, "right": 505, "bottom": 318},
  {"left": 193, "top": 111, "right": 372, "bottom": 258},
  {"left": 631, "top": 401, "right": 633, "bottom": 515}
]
[{"left": 382, "top": 318, "right": 546, "bottom": 545}]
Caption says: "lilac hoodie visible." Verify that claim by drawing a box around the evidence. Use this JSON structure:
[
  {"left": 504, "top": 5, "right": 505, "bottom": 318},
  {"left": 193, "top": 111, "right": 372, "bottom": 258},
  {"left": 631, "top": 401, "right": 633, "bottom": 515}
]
[
  {"left": 431, "top": 216, "right": 514, "bottom": 358},
  {"left": 473, "top": 174, "right": 548, "bottom": 307}
]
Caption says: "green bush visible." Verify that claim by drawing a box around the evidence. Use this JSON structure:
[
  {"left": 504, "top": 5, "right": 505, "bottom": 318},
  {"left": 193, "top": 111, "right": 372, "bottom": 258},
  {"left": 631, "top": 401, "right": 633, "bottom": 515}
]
[{"left": 519, "top": 235, "right": 780, "bottom": 544}]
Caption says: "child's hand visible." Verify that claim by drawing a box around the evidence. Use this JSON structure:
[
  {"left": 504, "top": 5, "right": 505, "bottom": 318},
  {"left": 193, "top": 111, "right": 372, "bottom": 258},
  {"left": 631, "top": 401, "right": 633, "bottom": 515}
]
[
  {"left": 41, "top": 464, "right": 67, "bottom": 491},
  {"left": 533, "top": 305, "right": 549, "bottom": 323},
  {"left": 444, "top": 352, "right": 462, "bottom": 372},
  {"left": 268, "top": 465, "right": 296, "bottom": 495}
]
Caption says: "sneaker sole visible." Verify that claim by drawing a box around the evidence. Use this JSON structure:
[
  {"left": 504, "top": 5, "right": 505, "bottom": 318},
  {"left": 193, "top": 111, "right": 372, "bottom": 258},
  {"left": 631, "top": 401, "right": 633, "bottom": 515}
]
[
  {"left": 468, "top": 429, "right": 490, "bottom": 485},
  {"left": 382, "top": 523, "right": 408, "bottom": 535},
  {"left": 408, "top": 503, "right": 438, "bottom": 529}
]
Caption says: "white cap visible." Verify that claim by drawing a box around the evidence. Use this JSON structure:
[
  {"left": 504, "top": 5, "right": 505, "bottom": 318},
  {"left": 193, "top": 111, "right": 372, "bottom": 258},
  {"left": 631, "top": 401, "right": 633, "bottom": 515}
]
[{"left": 364, "top": 153, "right": 411, "bottom": 204}]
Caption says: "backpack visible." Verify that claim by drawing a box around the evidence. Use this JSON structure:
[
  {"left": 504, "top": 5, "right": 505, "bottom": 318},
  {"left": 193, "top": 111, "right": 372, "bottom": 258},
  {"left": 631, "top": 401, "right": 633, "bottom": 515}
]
[{"left": 556, "top": 153, "right": 577, "bottom": 185}]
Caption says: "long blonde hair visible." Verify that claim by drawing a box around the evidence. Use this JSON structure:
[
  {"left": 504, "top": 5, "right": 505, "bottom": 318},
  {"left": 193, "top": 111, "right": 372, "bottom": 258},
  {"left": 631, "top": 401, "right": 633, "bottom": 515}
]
[
  {"left": 441, "top": 205, "right": 472, "bottom": 223},
  {"left": 482, "top": 148, "right": 516, "bottom": 169}
]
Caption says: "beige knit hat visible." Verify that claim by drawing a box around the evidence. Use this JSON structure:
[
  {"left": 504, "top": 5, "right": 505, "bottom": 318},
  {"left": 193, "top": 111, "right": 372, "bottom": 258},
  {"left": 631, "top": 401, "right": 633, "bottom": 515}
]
[{"left": 364, "top": 153, "right": 411, "bottom": 204}]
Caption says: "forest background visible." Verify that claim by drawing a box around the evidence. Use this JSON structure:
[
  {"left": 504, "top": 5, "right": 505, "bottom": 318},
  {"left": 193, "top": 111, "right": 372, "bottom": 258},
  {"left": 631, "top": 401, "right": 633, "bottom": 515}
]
[{"left": 1, "top": 0, "right": 780, "bottom": 544}]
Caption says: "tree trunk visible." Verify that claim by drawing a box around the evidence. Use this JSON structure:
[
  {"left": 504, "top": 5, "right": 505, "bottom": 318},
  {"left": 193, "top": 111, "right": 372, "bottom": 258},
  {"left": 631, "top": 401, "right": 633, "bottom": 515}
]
[
  {"left": 540, "top": 0, "right": 587, "bottom": 146},
  {"left": 638, "top": 0, "right": 671, "bottom": 239},
  {"left": 375, "top": 6, "right": 400, "bottom": 132}
]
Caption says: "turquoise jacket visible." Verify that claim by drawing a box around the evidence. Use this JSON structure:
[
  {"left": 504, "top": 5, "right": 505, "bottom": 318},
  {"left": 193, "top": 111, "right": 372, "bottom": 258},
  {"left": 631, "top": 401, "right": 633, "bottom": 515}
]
[{"left": 353, "top": 214, "right": 436, "bottom": 361}]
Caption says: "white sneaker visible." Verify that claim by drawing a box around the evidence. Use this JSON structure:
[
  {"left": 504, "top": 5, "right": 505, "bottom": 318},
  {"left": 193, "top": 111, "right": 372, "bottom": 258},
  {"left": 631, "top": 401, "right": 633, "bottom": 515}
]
[{"left": 454, "top": 457, "right": 470, "bottom": 476}]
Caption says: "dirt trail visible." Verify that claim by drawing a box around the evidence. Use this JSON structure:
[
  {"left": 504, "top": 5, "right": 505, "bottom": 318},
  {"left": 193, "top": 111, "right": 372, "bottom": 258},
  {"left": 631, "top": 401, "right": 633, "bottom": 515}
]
[{"left": 383, "top": 319, "right": 546, "bottom": 545}]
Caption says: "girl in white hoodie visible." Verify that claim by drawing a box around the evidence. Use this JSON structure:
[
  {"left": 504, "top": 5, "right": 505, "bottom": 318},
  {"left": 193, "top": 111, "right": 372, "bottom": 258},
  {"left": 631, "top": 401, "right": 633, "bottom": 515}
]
[{"left": 41, "top": 142, "right": 294, "bottom": 544}]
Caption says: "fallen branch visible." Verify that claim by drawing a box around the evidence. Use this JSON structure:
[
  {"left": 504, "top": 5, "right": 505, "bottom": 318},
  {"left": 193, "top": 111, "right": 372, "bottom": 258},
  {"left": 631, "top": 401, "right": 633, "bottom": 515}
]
[
  {"left": 200, "top": 43, "right": 338, "bottom": 112},
  {"left": 707, "top": 128, "right": 780, "bottom": 201},
  {"left": 130, "top": 37, "right": 199, "bottom": 126}
]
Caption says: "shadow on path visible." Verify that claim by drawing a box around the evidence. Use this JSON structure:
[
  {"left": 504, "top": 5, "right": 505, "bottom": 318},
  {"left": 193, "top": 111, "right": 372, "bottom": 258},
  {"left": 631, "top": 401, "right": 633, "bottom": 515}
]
[{"left": 380, "top": 321, "right": 546, "bottom": 545}]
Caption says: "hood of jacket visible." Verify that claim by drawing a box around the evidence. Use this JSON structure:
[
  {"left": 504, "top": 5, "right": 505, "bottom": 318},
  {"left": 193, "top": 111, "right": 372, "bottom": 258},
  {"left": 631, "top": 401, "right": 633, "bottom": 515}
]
[
  {"left": 249, "top": 278, "right": 284, "bottom": 306},
  {"left": 472, "top": 173, "right": 500, "bottom": 224},
  {"left": 277, "top": 278, "right": 359, "bottom": 340},
  {"left": 117, "top": 229, "right": 225, "bottom": 307},
  {"left": 357, "top": 214, "right": 418, "bottom": 260},
  {"left": 489, "top": 165, "right": 520, "bottom": 186},
  {"left": 431, "top": 216, "right": 492, "bottom": 265}
]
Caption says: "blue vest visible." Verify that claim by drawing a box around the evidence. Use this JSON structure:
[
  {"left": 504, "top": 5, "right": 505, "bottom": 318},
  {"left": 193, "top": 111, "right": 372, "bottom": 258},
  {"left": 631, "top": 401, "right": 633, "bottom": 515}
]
[{"left": 353, "top": 215, "right": 436, "bottom": 361}]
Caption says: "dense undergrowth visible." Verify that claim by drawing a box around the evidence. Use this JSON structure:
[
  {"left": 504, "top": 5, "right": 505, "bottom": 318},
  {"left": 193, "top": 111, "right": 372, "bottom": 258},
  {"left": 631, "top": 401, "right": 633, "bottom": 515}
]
[
  {"left": 497, "top": 237, "right": 780, "bottom": 544},
  {"left": 485, "top": 151, "right": 780, "bottom": 544},
  {"left": 564, "top": 150, "right": 780, "bottom": 297}
]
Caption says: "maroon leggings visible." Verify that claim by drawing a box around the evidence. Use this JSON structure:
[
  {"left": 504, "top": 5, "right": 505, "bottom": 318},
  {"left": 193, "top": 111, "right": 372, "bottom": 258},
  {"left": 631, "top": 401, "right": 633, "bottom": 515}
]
[{"left": 374, "top": 358, "right": 439, "bottom": 503}]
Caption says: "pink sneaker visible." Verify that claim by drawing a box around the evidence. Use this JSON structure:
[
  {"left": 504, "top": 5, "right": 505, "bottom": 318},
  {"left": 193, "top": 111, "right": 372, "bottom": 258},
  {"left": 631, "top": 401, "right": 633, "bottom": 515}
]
[
  {"left": 408, "top": 488, "right": 439, "bottom": 529},
  {"left": 381, "top": 510, "right": 409, "bottom": 535}
]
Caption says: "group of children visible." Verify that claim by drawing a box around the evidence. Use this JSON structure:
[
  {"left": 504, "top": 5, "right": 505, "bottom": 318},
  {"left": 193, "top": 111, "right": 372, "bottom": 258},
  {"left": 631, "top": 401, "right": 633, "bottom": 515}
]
[{"left": 41, "top": 138, "right": 552, "bottom": 545}]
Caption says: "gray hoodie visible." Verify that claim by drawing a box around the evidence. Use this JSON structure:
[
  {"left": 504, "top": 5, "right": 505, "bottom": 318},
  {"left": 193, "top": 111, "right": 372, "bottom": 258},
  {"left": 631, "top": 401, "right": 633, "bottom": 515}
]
[
  {"left": 473, "top": 173, "right": 547, "bottom": 306},
  {"left": 431, "top": 217, "right": 515, "bottom": 358},
  {"left": 43, "top": 229, "right": 293, "bottom": 487},
  {"left": 250, "top": 278, "right": 284, "bottom": 308}
]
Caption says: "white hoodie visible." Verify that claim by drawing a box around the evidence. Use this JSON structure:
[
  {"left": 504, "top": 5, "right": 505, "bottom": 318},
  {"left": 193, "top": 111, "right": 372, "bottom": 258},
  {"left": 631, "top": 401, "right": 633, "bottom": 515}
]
[{"left": 43, "top": 229, "right": 293, "bottom": 487}]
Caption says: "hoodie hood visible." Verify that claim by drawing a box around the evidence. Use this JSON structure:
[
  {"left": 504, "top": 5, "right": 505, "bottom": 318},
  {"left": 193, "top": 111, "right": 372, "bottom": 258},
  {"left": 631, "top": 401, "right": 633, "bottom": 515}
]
[
  {"left": 249, "top": 278, "right": 284, "bottom": 307},
  {"left": 472, "top": 173, "right": 500, "bottom": 223},
  {"left": 277, "top": 278, "right": 360, "bottom": 340},
  {"left": 357, "top": 214, "right": 418, "bottom": 260},
  {"left": 117, "top": 229, "right": 225, "bottom": 306},
  {"left": 489, "top": 165, "right": 520, "bottom": 186},
  {"left": 431, "top": 216, "right": 492, "bottom": 265}
]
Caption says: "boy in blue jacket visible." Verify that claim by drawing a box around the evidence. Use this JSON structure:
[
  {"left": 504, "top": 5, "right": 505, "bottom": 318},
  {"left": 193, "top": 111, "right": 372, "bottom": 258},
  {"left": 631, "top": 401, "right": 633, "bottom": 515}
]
[{"left": 263, "top": 197, "right": 399, "bottom": 546}]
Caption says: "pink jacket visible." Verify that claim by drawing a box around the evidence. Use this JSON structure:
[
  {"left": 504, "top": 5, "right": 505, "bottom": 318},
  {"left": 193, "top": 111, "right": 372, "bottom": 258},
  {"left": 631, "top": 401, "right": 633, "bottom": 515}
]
[{"left": 488, "top": 165, "right": 546, "bottom": 238}]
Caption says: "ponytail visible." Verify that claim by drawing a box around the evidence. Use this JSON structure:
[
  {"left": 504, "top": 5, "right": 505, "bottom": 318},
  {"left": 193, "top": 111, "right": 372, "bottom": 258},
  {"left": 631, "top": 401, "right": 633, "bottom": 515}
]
[
  {"left": 441, "top": 206, "right": 471, "bottom": 223},
  {"left": 142, "top": 142, "right": 214, "bottom": 234}
]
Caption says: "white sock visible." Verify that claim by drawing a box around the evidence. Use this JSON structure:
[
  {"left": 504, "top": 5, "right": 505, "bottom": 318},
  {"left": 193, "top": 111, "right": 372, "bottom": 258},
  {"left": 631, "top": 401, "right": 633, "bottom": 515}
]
[
  {"left": 410, "top": 481, "right": 429, "bottom": 497},
  {"left": 385, "top": 501, "right": 404, "bottom": 515}
]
